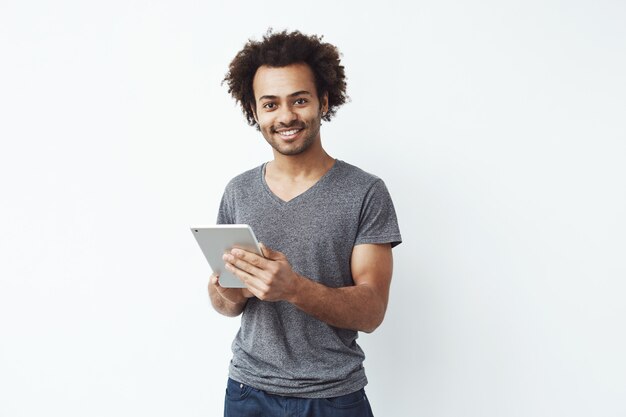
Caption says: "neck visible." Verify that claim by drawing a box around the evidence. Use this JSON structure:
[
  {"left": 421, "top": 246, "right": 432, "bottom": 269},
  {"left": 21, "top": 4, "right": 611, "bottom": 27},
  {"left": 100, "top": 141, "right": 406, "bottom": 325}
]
[{"left": 269, "top": 138, "right": 335, "bottom": 180}]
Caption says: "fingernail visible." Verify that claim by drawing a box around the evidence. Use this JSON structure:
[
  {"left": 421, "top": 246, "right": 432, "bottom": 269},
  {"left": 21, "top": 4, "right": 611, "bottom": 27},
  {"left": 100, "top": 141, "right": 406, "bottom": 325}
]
[{"left": 231, "top": 249, "right": 241, "bottom": 256}]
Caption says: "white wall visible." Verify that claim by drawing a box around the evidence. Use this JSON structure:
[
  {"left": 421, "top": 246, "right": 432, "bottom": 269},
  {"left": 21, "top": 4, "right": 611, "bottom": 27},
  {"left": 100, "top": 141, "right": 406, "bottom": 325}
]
[{"left": 1, "top": 1, "right": 625, "bottom": 416}]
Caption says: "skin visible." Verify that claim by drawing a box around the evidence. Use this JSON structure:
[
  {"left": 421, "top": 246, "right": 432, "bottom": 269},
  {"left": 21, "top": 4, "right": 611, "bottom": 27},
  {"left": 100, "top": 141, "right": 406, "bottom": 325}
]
[{"left": 208, "top": 62, "right": 394, "bottom": 333}]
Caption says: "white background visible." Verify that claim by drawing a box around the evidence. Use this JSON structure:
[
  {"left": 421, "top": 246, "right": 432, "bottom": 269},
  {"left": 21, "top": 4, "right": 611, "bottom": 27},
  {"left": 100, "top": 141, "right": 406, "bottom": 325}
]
[{"left": 1, "top": 1, "right": 625, "bottom": 416}]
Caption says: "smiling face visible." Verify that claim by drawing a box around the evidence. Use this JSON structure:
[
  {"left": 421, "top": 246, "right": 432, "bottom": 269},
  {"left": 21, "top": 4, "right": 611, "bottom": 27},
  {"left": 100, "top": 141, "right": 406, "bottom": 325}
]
[{"left": 251, "top": 63, "right": 329, "bottom": 156}]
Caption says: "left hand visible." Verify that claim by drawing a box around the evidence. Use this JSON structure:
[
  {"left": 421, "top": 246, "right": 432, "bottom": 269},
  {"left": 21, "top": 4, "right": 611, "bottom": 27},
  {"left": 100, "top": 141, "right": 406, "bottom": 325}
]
[{"left": 222, "top": 243, "right": 301, "bottom": 302}]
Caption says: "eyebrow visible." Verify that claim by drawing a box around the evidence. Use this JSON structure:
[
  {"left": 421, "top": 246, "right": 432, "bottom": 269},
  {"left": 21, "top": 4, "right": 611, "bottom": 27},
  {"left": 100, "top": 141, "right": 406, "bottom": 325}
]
[{"left": 258, "top": 91, "right": 312, "bottom": 102}]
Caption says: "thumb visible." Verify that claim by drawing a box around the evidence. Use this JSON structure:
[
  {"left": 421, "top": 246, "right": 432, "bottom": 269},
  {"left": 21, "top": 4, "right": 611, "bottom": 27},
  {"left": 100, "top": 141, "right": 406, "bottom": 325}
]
[{"left": 259, "top": 242, "right": 282, "bottom": 260}]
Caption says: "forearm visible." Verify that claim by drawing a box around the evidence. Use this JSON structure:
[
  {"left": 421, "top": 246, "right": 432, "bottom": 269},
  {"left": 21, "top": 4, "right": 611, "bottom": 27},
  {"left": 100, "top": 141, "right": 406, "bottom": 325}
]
[
  {"left": 209, "top": 290, "right": 246, "bottom": 317},
  {"left": 288, "top": 276, "right": 387, "bottom": 333},
  {"left": 208, "top": 276, "right": 248, "bottom": 317},
  {"left": 221, "top": 243, "right": 393, "bottom": 330}
]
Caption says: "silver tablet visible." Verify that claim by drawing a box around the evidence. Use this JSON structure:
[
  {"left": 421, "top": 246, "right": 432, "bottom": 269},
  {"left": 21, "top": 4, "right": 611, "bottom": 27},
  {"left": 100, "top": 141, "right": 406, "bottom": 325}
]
[{"left": 190, "top": 224, "right": 262, "bottom": 288}]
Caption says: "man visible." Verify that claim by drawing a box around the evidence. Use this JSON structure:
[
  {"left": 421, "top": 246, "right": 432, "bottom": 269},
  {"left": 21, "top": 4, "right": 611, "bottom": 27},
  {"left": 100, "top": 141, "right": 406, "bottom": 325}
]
[{"left": 209, "top": 29, "right": 402, "bottom": 417}]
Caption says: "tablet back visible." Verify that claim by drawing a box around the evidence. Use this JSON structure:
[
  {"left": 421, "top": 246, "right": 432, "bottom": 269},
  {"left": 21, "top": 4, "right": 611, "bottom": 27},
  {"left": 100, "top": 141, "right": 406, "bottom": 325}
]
[{"left": 190, "top": 225, "right": 261, "bottom": 288}]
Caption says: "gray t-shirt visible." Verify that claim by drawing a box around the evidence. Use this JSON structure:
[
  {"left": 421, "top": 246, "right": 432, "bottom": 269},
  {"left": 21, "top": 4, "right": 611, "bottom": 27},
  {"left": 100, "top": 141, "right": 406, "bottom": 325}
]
[{"left": 217, "top": 159, "right": 402, "bottom": 398}]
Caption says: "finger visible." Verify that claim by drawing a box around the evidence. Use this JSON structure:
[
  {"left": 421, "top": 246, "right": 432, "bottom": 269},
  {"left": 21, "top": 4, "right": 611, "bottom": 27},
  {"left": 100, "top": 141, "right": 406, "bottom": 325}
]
[
  {"left": 212, "top": 274, "right": 230, "bottom": 290},
  {"left": 223, "top": 253, "right": 263, "bottom": 278},
  {"left": 259, "top": 242, "right": 269, "bottom": 258},
  {"left": 209, "top": 273, "right": 219, "bottom": 286},
  {"left": 258, "top": 243, "right": 284, "bottom": 261},
  {"left": 229, "top": 248, "right": 267, "bottom": 270},
  {"left": 225, "top": 262, "right": 267, "bottom": 295}
]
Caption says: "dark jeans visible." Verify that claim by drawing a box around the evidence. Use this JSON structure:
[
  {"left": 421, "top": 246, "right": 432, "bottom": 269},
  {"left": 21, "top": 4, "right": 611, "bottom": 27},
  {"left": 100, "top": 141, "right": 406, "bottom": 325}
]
[{"left": 224, "top": 378, "right": 375, "bottom": 417}]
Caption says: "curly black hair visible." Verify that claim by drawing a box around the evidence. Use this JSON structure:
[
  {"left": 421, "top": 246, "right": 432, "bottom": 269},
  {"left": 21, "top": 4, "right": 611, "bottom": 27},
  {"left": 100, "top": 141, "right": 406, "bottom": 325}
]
[{"left": 223, "top": 29, "right": 348, "bottom": 129}]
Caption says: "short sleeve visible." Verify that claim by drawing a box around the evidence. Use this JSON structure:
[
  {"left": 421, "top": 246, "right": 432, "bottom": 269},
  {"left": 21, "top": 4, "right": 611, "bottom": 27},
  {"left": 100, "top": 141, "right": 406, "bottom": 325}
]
[
  {"left": 216, "top": 185, "right": 234, "bottom": 225},
  {"left": 354, "top": 179, "right": 402, "bottom": 248}
]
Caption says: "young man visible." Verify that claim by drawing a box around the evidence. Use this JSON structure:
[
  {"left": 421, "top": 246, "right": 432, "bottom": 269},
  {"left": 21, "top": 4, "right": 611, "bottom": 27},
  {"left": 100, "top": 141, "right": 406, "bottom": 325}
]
[{"left": 209, "top": 30, "right": 402, "bottom": 417}]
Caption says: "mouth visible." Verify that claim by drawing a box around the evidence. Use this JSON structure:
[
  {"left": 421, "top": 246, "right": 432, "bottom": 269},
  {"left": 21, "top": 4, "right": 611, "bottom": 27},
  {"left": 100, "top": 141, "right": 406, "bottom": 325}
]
[{"left": 274, "top": 127, "right": 304, "bottom": 140}]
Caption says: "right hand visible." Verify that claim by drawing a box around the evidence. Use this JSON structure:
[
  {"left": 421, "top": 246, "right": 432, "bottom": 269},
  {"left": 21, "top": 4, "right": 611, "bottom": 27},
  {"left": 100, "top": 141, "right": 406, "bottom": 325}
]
[{"left": 209, "top": 273, "right": 254, "bottom": 305}]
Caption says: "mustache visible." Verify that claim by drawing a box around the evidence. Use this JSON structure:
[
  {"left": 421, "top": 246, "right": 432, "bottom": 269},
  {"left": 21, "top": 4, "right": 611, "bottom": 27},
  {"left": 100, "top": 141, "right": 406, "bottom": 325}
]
[{"left": 271, "top": 121, "right": 306, "bottom": 133}]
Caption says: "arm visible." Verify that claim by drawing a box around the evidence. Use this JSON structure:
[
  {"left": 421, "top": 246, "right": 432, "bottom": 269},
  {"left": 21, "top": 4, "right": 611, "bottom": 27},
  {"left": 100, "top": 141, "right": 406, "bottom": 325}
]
[
  {"left": 290, "top": 243, "right": 393, "bottom": 333},
  {"left": 223, "top": 243, "right": 393, "bottom": 333},
  {"left": 207, "top": 273, "right": 254, "bottom": 317}
]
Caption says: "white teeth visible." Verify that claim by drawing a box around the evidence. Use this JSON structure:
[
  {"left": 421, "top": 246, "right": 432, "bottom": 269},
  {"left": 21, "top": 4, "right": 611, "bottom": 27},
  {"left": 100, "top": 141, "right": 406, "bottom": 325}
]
[{"left": 278, "top": 129, "right": 300, "bottom": 136}]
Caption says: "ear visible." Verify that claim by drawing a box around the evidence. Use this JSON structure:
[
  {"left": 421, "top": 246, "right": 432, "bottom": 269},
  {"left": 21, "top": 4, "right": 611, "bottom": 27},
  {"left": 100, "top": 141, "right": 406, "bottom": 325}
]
[
  {"left": 250, "top": 102, "right": 259, "bottom": 123},
  {"left": 321, "top": 92, "right": 329, "bottom": 115}
]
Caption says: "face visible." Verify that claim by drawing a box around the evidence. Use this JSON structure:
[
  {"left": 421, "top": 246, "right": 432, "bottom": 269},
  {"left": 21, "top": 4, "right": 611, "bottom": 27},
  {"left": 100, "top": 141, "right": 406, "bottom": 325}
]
[{"left": 251, "top": 63, "right": 328, "bottom": 156}]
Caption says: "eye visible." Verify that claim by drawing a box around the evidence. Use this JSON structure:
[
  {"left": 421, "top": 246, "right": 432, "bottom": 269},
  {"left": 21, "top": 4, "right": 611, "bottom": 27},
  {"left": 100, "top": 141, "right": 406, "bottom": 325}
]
[
  {"left": 262, "top": 102, "right": 276, "bottom": 110},
  {"left": 294, "top": 98, "right": 308, "bottom": 105}
]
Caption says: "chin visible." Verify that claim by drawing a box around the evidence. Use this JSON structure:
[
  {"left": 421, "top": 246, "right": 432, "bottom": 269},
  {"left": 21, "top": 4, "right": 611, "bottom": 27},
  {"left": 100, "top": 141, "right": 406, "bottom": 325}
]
[{"left": 275, "top": 141, "right": 313, "bottom": 156}]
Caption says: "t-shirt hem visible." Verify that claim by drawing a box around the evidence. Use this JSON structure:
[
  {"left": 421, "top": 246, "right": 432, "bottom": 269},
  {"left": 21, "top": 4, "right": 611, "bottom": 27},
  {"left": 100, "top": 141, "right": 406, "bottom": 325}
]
[
  {"left": 355, "top": 234, "right": 403, "bottom": 248},
  {"left": 228, "top": 369, "right": 368, "bottom": 399}
]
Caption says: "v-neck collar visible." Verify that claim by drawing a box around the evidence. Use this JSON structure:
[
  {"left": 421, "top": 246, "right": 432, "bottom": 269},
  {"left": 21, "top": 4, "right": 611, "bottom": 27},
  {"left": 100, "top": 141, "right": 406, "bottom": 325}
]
[{"left": 261, "top": 159, "right": 340, "bottom": 206}]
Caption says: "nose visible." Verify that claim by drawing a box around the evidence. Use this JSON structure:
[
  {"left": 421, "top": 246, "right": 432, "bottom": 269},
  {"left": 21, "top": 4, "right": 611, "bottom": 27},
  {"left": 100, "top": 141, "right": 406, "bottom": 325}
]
[{"left": 276, "top": 105, "right": 298, "bottom": 126}]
